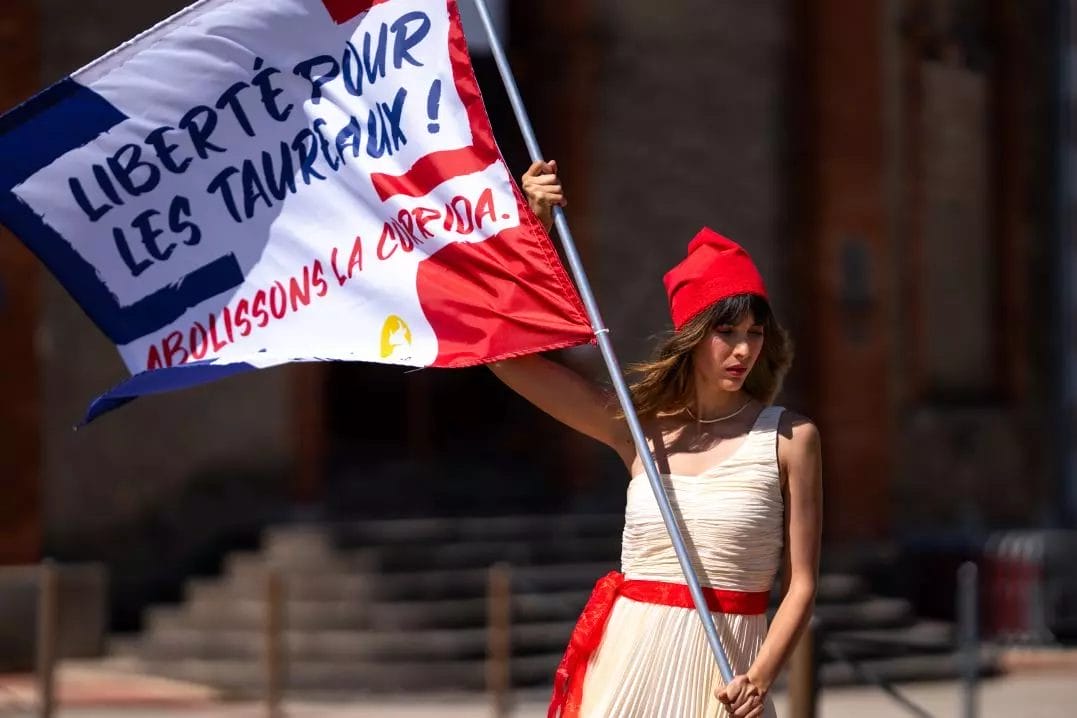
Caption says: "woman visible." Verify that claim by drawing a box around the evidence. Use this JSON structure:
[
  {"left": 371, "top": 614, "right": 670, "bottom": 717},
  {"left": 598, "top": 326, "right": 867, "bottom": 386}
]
[{"left": 490, "top": 161, "right": 822, "bottom": 718}]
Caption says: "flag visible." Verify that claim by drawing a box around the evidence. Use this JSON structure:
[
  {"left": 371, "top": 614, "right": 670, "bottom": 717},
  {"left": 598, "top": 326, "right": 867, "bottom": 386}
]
[{"left": 0, "top": 0, "right": 593, "bottom": 423}]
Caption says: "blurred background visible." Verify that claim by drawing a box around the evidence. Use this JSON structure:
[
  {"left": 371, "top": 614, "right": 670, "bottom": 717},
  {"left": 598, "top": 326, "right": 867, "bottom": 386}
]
[{"left": 1, "top": 0, "right": 1076, "bottom": 715}]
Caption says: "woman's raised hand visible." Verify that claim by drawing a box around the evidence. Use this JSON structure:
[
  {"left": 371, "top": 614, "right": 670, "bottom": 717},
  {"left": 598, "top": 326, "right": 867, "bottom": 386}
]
[{"left": 521, "top": 159, "right": 566, "bottom": 233}]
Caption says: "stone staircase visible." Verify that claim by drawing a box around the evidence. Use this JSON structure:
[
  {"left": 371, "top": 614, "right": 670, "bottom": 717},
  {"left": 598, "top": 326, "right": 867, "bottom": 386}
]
[{"left": 113, "top": 515, "right": 983, "bottom": 696}]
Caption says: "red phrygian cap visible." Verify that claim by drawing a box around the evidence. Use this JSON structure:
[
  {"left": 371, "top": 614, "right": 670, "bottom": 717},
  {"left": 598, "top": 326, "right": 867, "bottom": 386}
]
[{"left": 663, "top": 227, "right": 769, "bottom": 331}]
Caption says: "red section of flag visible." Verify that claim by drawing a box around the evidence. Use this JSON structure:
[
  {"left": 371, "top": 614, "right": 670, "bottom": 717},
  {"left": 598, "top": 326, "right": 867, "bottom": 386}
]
[
  {"left": 371, "top": 146, "right": 498, "bottom": 201},
  {"left": 379, "top": 0, "right": 592, "bottom": 362},
  {"left": 411, "top": 1, "right": 592, "bottom": 363},
  {"left": 321, "top": 0, "right": 386, "bottom": 24},
  {"left": 417, "top": 223, "right": 593, "bottom": 367}
]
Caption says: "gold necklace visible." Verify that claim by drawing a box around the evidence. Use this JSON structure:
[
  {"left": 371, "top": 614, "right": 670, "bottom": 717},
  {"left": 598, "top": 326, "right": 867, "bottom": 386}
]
[{"left": 684, "top": 399, "right": 752, "bottom": 424}]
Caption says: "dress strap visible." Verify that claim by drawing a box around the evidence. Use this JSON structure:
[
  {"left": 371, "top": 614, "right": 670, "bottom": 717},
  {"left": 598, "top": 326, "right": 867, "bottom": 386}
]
[
  {"left": 753, "top": 405, "right": 785, "bottom": 434},
  {"left": 736, "top": 405, "right": 784, "bottom": 469}
]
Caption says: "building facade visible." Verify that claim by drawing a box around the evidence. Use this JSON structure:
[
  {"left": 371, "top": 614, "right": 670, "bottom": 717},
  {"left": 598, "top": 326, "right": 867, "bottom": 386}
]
[{"left": 0, "top": 0, "right": 1070, "bottom": 621}]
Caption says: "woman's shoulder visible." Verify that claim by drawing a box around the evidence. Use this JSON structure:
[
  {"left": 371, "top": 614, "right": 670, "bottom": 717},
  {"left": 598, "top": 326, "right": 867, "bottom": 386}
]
[
  {"left": 774, "top": 408, "right": 820, "bottom": 460},
  {"left": 774, "top": 408, "right": 820, "bottom": 445}
]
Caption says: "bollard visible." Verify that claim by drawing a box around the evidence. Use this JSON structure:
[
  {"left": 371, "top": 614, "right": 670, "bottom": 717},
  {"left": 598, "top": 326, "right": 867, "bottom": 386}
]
[
  {"left": 486, "top": 562, "right": 512, "bottom": 718},
  {"left": 265, "top": 570, "right": 285, "bottom": 718},
  {"left": 788, "top": 616, "right": 818, "bottom": 718},
  {"left": 982, "top": 533, "right": 1003, "bottom": 638},
  {"left": 1023, "top": 534, "right": 1051, "bottom": 643},
  {"left": 957, "top": 561, "right": 978, "bottom": 718},
  {"left": 1013, "top": 534, "right": 1034, "bottom": 642},
  {"left": 36, "top": 560, "right": 59, "bottom": 718}
]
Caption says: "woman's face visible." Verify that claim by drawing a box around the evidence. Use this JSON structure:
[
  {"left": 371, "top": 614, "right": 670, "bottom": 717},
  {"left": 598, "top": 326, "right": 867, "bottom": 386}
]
[{"left": 691, "top": 314, "right": 765, "bottom": 393}]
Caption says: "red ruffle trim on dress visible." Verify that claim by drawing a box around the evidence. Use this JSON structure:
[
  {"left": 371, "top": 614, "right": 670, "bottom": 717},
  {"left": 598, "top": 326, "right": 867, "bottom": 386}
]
[{"left": 547, "top": 571, "right": 770, "bottom": 718}]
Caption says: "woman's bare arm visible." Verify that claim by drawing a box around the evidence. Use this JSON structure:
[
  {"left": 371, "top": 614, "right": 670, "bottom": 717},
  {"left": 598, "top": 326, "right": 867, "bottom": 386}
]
[
  {"left": 753, "top": 414, "right": 821, "bottom": 683},
  {"left": 489, "top": 355, "right": 634, "bottom": 464},
  {"left": 719, "top": 412, "right": 822, "bottom": 715}
]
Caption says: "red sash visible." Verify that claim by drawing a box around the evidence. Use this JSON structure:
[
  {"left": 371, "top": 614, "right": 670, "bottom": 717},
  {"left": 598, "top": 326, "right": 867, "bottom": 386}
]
[{"left": 547, "top": 571, "right": 770, "bottom": 718}]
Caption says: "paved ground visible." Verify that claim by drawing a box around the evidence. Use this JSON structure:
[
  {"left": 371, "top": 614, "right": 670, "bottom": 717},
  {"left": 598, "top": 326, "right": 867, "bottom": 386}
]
[{"left": 3, "top": 662, "right": 1076, "bottom": 717}]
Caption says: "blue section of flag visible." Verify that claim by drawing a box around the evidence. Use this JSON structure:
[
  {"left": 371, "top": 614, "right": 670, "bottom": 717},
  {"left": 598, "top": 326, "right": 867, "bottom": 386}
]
[
  {"left": 0, "top": 78, "right": 127, "bottom": 188},
  {"left": 0, "top": 78, "right": 245, "bottom": 345},
  {"left": 82, "top": 360, "right": 259, "bottom": 425}
]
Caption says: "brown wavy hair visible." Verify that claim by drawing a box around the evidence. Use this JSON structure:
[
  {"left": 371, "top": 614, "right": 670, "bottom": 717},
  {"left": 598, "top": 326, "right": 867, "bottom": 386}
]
[{"left": 628, "top": 294, "right": 793, "bottom": 419}]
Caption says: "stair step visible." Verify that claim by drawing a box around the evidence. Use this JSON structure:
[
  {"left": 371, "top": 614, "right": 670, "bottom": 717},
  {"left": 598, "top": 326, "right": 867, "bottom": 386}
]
[
  {"left": 147, "top": 601, "right": 366, "bottom": 632},
  {"left": 106, "top": 634, "right": 142, "bottom": 658},
  {"left": 262, "top": 527, "right": 337, "bottom": 561},
  {"left": 136, "top": 622, "right": 574, "bottom": 662},
  {"left": 211, "top": 561, "right": 614, "bottom": 602},
  {"left": 186, "top": 590, "right": 377, "bottom": 619},
  {"left": 134, "top": 652, "right": 563, "bottom": 694},
  {"left": 185, "top": 575, "right": 371, "bottom": 604},
  {"left": 371, "top": 538, "right": 620, "bottom": 572},
  {"left": 324, "top": 515, "right": 624, "bottom": 547},
  {"left": 151, "top": 586, "right": 594, "bottom": 633},
  {"left": 187, "top": 573, "right": 383, "bottom": 603},
  {"left": 367, "top": 590, "right": 591, "bottom": 630},
  {"left": 364, "top": 562, "right": 617, "bottom": 601},
  {"left": 223, "top": 550, "right": 375, "bottom": 578}
]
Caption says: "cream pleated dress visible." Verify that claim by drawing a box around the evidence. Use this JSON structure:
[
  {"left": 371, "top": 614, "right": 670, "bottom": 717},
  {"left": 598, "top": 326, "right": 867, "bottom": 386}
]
[{"left": 578, "top": 406, "right": 786, "bottom": 718}]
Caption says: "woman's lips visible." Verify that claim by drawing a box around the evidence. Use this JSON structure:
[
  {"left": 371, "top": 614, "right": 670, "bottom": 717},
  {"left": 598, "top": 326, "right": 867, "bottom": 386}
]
[{"left": 726, "top": 366, "right": 747, "bottom": 376}]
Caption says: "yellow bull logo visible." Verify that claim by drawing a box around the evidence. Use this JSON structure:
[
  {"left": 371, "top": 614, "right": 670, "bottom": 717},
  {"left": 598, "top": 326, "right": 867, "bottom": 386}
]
[{"left": 380, "top": 315, "right": 413, "bottom": 358}]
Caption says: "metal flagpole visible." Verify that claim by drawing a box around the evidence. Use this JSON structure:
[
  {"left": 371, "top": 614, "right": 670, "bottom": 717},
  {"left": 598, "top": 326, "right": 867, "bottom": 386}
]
[{"left": 470, "top": 0, "right": 736, "bottom": 685}]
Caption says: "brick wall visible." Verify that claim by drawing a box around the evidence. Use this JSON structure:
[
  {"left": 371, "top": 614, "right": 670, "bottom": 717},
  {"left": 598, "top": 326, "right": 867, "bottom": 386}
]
[
  {"left": 35, "top": 0, "right": 293, "bottom": 552},
  {"left": 0, "top": 1, "right": 41, "bottom": 564},
  {"left": 15, "top": 0, "right": 1063, "bottom": 560},
  {"left": 886, "top": 0, "right": 1057, "bottom": 534},
  {"left": 585, "top": 0, "right": 789, "bottom": 365}
]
